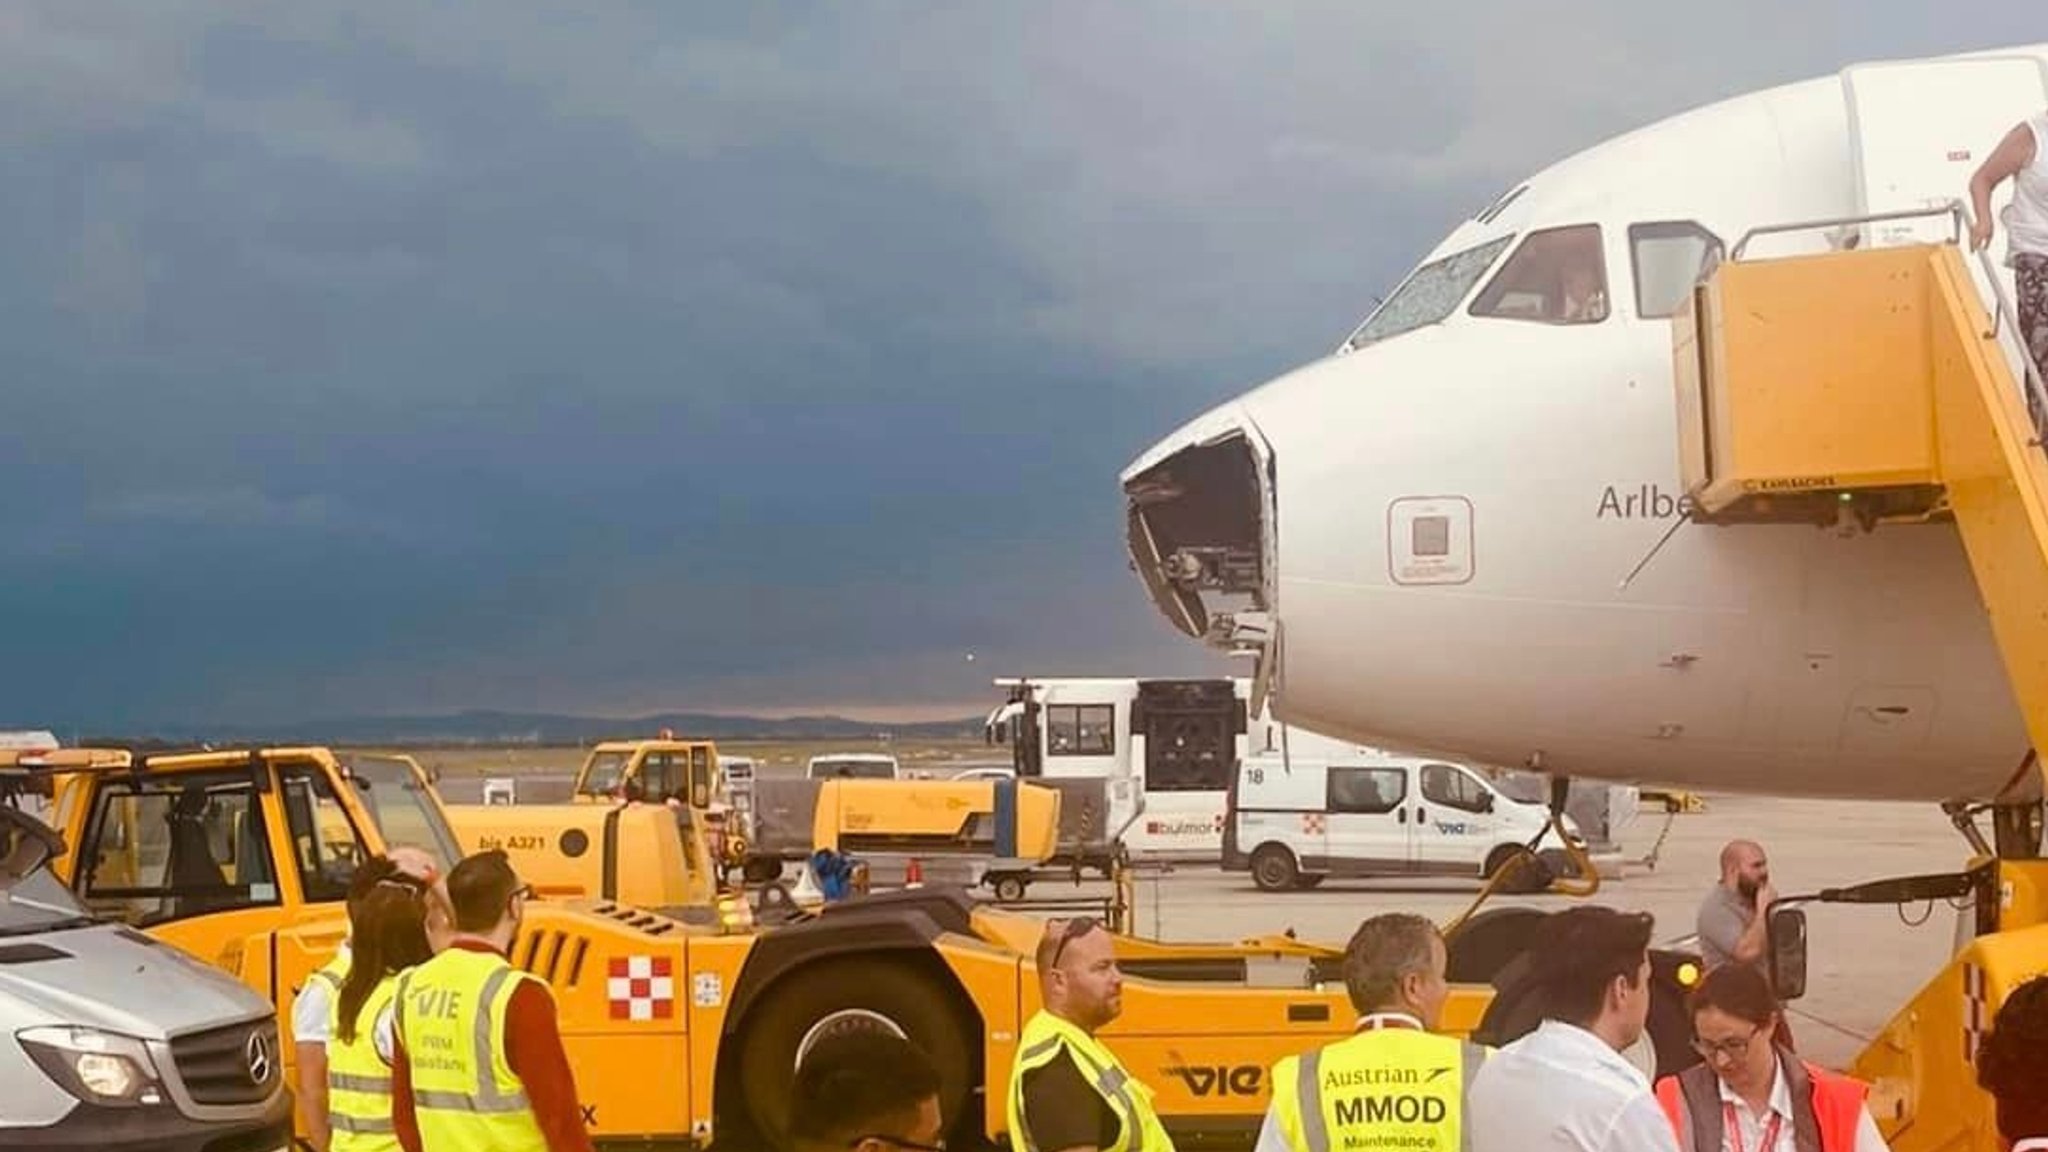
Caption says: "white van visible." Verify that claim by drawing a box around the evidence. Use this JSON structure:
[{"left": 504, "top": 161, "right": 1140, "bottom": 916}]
[
  {"left": 806, "top": 752, "right": 901, "bottom": 780},
  {"left": 1225, "top": 750, "right": 1581, "bottom": 892}
]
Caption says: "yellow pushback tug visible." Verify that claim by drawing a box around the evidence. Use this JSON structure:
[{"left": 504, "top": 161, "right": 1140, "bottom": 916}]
[{"left": 0, "top": 729, "right": 1696, "bottom": 1150}]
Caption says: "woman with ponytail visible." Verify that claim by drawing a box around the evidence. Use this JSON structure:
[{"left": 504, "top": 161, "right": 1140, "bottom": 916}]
[
  {"left": 294, "top": 846, "right": 440, "bottom": 1149},
  {"left": 325, "top": 856, "right": 435, "bottom": 1151}
]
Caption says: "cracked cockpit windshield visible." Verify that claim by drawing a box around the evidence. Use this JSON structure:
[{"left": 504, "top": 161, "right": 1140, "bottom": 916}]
[{"left": 1345, "top": 234, "right": 1513, "bottom": 349}]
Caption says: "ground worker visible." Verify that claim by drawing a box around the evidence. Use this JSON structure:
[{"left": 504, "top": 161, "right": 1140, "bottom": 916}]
[
  {"left": 1697, "top": 840, "right": 1773, "bottom": 972},
  {"left": 1652, "top": 962, "right": 1886, "bottom": 1152},
  {"left": 1256, "top": 912, "right": 1486, "bottom": 1152},
  {"left": 292, "top": 845, "right": 440, "bottom": 1150},
  {"left": 1696, "top": 838, "right": 1797, "bottom": 1049},
  {"left": 389, "top": 849, "right": 592, "bottom": 1152},
  {"left": 786, "top": 1030, "right": 946, "bottom": 1152},
  {"left": 1468, "top": 907, "right": 1680, "bottom": 1152},
  {"left": 325, "top": 858, "right": 434, "bottom": 1151},
  {"left": 1007, "top": 915, "right": 1177, "bottom": 1152},
  {"left": 1976, "top": 974, "right": 2048, "bottom": 1152}
]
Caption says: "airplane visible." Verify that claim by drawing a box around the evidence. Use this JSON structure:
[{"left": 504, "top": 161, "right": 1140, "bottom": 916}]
[{"left": 1120, "top": 44, "right": 2048, "bottom": 830}]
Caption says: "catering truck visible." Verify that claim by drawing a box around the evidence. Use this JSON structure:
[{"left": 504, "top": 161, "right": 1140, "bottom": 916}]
[{"left": 983, "top": 675, "right": 1413, "bottom": 861}]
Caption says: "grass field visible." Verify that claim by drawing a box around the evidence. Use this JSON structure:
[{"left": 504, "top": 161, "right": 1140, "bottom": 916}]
[{"left": 347, "top": 737, "right": 1006, "bottom": 782}]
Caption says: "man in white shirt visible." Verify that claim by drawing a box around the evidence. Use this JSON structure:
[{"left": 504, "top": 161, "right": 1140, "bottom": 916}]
[{"left": 1468, "top": 906, "right": 1681, "bottom": 1152}]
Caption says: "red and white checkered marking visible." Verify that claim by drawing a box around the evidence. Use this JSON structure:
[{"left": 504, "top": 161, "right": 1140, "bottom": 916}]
[
  {"left": 1301, "top": 813, "right": 1326, "bottom": 835},
  {"left": 608, "top": 955, "right": 676, "bottom": 1021},
  {"left": 1964, "top": 962, "right": 1987, "bottom": 1063}
]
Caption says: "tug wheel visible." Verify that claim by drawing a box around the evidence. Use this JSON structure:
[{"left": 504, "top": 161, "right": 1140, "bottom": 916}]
[
  {"left": 738, "top": 959, "right": 976, "bottom": 1145},
  {"left": 1484, "top": 845, "right": 1552, "bottom": 894}
]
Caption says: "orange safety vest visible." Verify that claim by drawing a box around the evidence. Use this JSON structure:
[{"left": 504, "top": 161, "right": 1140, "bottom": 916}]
[{"left": 1654, "top": 1057, "right": 1867, "bottom": 1152}]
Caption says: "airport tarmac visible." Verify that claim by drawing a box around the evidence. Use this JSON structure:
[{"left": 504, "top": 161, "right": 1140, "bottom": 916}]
[
  {"left": 432, "top": 764, "right": 1973, "bottom": 1070},
  {"left": 874, "top": 792, "right": 1969, "bottom": 1072},
  {"left": 1109, "top": 792, "right": 1968, "bottom": 1071}
]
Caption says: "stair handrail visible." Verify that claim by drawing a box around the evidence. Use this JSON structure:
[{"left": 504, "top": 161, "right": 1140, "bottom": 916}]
[
  {"left": 1729, "top": 203, "right": 1965, "bottom": 260},
  {"left": 1959, "top": 205, "right": 2048, "bottom": 443}
]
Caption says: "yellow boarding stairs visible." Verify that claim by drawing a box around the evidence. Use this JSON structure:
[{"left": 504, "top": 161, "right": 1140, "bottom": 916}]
[{"left": 1673, "top": 201, "right": 2048, "bottom": 1152}]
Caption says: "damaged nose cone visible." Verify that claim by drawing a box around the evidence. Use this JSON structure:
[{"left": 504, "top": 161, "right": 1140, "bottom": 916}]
[{"left": 1120, "top": 406, "right": 1275, "bottom": 652}]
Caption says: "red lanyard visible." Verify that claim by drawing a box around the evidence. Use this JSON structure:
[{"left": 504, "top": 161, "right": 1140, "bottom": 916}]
[{"left": 1724, "top": 1103, "right": 1783, "bottom": 1152}]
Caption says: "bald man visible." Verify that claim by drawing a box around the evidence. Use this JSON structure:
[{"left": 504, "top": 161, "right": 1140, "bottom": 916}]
[{"left": 1696, "top": 839, "right": 1774, "bottom": 971}]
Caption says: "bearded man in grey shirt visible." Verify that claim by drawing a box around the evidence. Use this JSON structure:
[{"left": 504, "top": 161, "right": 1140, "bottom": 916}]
[{"left": 1697, "top": 839, "right": 1774, "bottom": 970}]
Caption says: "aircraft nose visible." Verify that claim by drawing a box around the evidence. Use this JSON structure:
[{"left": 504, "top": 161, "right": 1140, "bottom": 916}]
[{"left": 1120, "top": 401, "right": 1275, "bottom": 655}]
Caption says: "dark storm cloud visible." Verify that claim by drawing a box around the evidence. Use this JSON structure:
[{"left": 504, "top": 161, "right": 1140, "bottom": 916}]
[{"left": 0, "top": 3, "right": 2036, "bottom": 724}]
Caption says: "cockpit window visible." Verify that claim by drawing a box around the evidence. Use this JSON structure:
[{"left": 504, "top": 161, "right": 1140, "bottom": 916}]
[
  {"left": 1629, "top": 221, "right": 1724, "bottom": 319},
  {"left": 1468, "top": 224, "right": 1608, "bottom": 324},
  {"left": 1345, "top": 235, "right": 1514, "bottom": 350}
]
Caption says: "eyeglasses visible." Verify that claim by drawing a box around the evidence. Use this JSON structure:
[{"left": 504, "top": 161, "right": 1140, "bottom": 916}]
[
  {"left": 850, "top": 1136, "right": 946, "bottom": 1152},
  {"left": 1049, "top": 916, "right": 1101, "bottom": 968},
  {"left": 1691, "top": 1023, "right": 1766, "bottom": 1061}
]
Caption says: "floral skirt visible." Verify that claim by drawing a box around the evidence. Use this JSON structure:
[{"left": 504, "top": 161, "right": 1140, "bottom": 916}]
[{"left": 2019, "top": 252, "right": 2048, "bottom": 391}]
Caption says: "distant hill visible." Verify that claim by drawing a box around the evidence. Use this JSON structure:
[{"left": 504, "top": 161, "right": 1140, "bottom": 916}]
[{"left": 75, "top": 709, "right": 986, "bottom": 747}]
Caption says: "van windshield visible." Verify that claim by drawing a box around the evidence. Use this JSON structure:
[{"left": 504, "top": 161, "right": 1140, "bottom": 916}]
[
  {"left": 1345, "top": 235, "right": 1514, "bottom": 350},
  {"left": 0, "top": 808, "right": 92, "bottom": 933},
  {"left": 0, "top": 868, "right": 96, "bottom": 935},
  {"left": 1492, "top": 773, "right": 1548, "bottom": 804}
]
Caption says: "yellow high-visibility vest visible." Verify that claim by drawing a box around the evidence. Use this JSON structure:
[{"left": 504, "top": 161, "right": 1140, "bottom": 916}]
[
  {"left": 299, "top": 947, "right": 348, "bottom": 1008},
  {"left": 1005, "top": 1010, "right": 1177, "bottom": 1152},
  {"left": 1269, "top": 1027, "right": 1488, "bottom": 1152},
  {"left": 325, "top": 972, "right": 400, "bottom": 1152},
  {"left": 393, "top": 947, "right": 547, "bottom": 1152}
]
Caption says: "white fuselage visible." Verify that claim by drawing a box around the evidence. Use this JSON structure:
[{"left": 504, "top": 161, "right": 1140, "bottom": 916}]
[{"left": 1124, "top": 47, "right": 2048, "bottom": 803}]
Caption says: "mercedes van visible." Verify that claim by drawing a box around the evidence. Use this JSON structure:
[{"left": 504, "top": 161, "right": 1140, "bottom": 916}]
[
  {"left": 0, "top": 802, "right": 293, "bottom": 1150},
  {"left": 1225, "top": 750, "right": 1583, "bottom": 892}
]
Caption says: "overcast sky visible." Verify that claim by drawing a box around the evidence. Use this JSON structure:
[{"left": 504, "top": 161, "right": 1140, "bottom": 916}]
[{"left": 0, "top": 4, "right": 2039, "bottom": 726}]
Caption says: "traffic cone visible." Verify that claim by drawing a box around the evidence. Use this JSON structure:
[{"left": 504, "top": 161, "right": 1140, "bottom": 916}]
[
  {"left": 905, "top": 858, "right": 924, "bottom": 889},
  {"left": 791, "top": 861, "right": 824, "bottom": 906}
]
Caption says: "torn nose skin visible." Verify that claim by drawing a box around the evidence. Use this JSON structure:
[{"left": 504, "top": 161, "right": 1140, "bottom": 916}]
[{"left": 1120, "top": 410, "right": 1273, "bottom": 651}]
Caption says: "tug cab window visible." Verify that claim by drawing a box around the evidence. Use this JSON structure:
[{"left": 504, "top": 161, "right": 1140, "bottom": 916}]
[
  {"left": 1630, "top": 221, "right": 1724, "bottom": 319},
  {"left": 343, "top": 756, "right": 462, "bottom": 872},
  {"left": 280, "top": 764, "right": 367, "bottom": 904},
  {"left": 636, "top": 752, "right": 681, "bottom": 801},
  {"left": 581, "top": 751, "right": 630, "bottom": 794},
  {"left": 78, "top": 771, "right": 279, "bottom": 927},
  {"left": 1469, "top": 224, "right": 1608, "bottom": 324}
]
